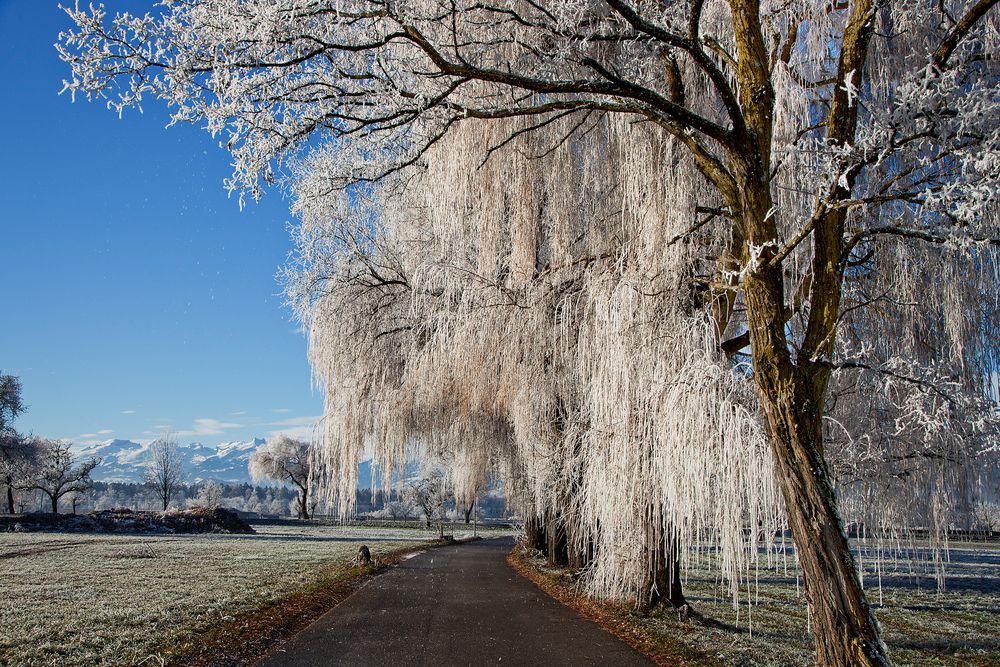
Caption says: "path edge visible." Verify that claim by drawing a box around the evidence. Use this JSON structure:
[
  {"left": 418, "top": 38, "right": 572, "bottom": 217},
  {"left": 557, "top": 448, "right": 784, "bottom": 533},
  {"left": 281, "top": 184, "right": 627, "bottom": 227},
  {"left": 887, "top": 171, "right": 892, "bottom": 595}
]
[{"left": 506, "top": 545, "right": 724, "bottom": 667}]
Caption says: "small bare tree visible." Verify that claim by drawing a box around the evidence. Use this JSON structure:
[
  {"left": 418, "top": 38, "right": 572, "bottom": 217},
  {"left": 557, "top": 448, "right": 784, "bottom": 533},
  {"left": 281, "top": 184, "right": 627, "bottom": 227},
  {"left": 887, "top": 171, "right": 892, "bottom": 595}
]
[
  {"left": 385, "top": 495, "right": 416, "bottom": 521},
  {"left": 22, "top": 439, "right": 100, "bottom": 514},
  {"left": 194, "top": 480, "right": 223, "bottom": 509},
  {"left": 145, "top": 435, "right": 185, "bottom": 511},
  {"left": 249, "top": 436, "right": 312, "bottom": 519}
]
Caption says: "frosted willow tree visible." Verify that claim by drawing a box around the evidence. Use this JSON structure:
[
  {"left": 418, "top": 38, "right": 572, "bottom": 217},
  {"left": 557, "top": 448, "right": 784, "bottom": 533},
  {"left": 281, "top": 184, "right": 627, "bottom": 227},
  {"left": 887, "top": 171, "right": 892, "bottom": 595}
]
[
  {"left": 286, "top": 114, "right": 781, "bottom": 616},
  {"left": 249, "top": 435, "right": 312, "bottom": 519},
  {"left": 60, "top": 1, "right": 999, "bottom": 664}
]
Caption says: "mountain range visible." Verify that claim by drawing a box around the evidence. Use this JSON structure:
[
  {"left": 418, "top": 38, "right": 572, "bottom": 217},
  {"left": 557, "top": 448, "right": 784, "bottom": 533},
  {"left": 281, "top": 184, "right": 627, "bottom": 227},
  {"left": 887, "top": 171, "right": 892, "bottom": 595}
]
[
  {"left": 73, "top": 438, "right": 265, "bottom": 484},
  {"left": 72, "top": 438, "right": 400, "bottom": 487}
]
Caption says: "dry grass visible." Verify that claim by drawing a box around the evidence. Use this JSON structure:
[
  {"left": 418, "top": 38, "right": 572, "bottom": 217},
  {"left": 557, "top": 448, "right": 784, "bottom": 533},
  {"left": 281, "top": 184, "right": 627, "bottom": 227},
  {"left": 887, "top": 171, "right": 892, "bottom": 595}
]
[{"left": 0, "top": 523, "right": 440, "bottom": 666}]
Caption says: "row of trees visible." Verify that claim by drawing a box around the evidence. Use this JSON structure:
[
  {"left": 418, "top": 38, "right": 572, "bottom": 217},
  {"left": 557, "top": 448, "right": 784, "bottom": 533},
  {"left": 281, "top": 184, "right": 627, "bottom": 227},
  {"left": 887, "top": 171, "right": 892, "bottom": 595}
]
[
  {"left": 48, "top": 477, "right": 509, "bottom": 521},
  {"left": 35, "top": 479, "right": 303, "bottom": 516},
  {"left": 115, "top": 432, "right": 315, "bottom": 515},
  {"left": 0, "top": 373, "right": 313, "bottom": 516},
  {"left": 248, "top": 436, "right": 498, "bottom": 523},
  {"left": 56, "top": 2, "right": 1000, "bottom": 660},
  {"left": 142, "top": 434, "right": 491, "bottom": 521},
  {"left": 2, "top": 375, "right": 101, "bottom": 513},
  {"left": 1, "top": 373, "right": 479, "bottom": 519},
  {"left": 1, "top": 437, "right": 100, "bottom": 514}
]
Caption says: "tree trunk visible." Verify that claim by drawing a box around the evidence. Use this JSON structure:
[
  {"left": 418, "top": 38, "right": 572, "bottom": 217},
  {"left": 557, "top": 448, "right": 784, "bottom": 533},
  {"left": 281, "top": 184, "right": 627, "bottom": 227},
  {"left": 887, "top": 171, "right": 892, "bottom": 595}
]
[
  {"left": 640, "top": 508, "right": 687, "bottom": 612},
  {"left": 568, "top": 532, "right": 593, "bottom": 569},
  {"left": 759, "top": 383, "right": 890, "bottom": 666},
  {"left": 51, "top": 494, "right": 58, "bottom": 514},
  {"left": 299, "top": 488, "right": 310, "bottom": 520},
  {"left": 464, "top": 502, "right": 474, "bottom": 524},
  {"left": 546, "top": 511, "right": 569, "bottom": 567},
  {"left": 525, "top": 514, "right": 547, "bottom": 553},
  {"left": 6, "top": 484, "right": 13, "bottom": 514},
  {"left": 743, "top": 262, "right": 890, "bottom": 666}
]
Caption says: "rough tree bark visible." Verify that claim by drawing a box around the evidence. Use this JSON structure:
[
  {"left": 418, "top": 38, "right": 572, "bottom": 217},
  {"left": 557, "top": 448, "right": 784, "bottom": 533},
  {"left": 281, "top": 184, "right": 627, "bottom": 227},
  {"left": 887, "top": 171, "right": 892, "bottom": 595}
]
[
  {"left": 525, "top": 514, "right": 548, "bottom": 553},
  {"left": 723, "top": 0, "right": 889, "bottom": 658},
  {"left": 640, "top": 508, "right": 688, "bottom": 612},
  {"left": 546, "top": 510, "right": 569, "bottom": 567},
  {"left": 297, "top": 482, "right": 310, "bottom": 520},
  {"left": 740, "top": 172, "right": 890, "bottom": 667},
  {"left": 740, "top": 172, "right": 889, "bottom": 664}
]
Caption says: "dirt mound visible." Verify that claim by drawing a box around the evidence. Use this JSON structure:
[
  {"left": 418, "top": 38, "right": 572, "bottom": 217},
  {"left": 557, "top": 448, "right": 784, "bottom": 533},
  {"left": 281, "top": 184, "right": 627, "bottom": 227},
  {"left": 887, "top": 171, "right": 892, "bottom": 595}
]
[
  {"left": 160, "top": 507, "right": 256, "bottom": 534},
  {"left": 0, "top": 507, "right": 255, "bottom": 534}
]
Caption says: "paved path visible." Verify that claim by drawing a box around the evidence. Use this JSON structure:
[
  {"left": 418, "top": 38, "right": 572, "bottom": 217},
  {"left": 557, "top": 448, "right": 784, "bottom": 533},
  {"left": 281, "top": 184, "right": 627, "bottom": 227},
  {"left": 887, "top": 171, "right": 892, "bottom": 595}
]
[{"left": 258, "top": 537, "right": 652, "bottom": 667}]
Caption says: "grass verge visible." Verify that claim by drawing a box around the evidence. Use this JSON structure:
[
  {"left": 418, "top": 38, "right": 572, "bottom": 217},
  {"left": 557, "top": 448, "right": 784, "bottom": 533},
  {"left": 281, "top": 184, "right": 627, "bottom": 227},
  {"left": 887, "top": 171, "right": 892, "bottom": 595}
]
[
  {"left": 160, "top": 543, "right": 433, "bottom": 666},
  {"left": 0, "top": 525, "right": 442, "bottom": 665}
]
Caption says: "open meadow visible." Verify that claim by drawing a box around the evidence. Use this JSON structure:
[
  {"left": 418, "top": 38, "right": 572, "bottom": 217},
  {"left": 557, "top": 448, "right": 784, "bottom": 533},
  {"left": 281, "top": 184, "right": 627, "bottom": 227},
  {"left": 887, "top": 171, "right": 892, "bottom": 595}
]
[{"left": 0, "top": 522, "right": 497, "bottom": 666}]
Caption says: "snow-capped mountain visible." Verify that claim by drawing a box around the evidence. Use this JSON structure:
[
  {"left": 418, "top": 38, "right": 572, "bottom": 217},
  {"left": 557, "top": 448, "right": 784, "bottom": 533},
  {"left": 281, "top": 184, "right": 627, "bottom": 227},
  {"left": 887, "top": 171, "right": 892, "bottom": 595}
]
[
  {"left": 73, "top": 439, "right": 429, "bottom": 488},
  {"left": 73, "top": 438, "right": 265, "bottom": 484}
]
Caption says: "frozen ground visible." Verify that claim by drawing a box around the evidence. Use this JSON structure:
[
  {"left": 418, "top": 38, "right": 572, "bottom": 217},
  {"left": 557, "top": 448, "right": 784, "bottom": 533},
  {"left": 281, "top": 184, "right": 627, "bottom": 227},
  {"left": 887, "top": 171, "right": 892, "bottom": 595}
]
[
  {"left": 0, "top": 523, "right": 453, "bottom": 666},
  {"left": 643, "top": 539, "right": 1000, "bottom": 666}
]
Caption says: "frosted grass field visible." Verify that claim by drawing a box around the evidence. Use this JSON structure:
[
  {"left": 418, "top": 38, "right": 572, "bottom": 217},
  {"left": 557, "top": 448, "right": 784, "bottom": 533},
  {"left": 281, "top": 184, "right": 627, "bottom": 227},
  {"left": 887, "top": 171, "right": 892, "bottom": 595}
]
[
  {"left": 0, "top": 523, "right": 443, "bottom": 666},
  {"left": 646, "top": 539, "right": 1000, "bottom": 666}
]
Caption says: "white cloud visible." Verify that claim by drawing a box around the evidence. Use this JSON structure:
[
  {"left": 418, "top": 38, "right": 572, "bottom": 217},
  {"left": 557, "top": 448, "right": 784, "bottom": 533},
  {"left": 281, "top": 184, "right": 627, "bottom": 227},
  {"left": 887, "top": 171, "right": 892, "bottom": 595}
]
[
  {"left": 120, "top": 410, "right": 137, "bottom": 415},
  {"left": 271, "top": 408, "right": 291, "bottom": 414},
  {"left": 232, "top": 410, "right": 248, "bottom": 416},
  {"left": 267, "top": 415, "right": 320, "bottom": 428},
  {"left": 176, "top": 418, "right": 243, "bottom": 437},
  {"left": 265, "top": 415, "right": 321, "bottom": 442},
  {"left": 74, "top": 429, "right": 114, "bottom": 443}
]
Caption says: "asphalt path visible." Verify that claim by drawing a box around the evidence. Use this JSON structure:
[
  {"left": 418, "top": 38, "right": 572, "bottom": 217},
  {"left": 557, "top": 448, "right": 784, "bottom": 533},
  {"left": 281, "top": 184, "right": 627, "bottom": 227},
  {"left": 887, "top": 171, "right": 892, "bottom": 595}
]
[{"left": 257, "top": 537, "right": 653, "bottom": 667}]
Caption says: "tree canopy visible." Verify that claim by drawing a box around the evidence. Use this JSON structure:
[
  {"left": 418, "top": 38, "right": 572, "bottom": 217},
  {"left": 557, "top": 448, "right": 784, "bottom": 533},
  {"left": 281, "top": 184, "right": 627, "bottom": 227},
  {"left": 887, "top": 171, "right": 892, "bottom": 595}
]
[{"left": 0, "top": 372, "right": 25, "bottom": 443}]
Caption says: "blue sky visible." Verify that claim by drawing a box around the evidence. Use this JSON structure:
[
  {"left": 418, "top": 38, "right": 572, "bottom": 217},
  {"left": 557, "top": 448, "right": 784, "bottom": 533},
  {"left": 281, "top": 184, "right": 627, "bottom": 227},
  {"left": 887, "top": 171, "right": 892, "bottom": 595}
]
[{"left": 0, "top": 1, "right": 323, "bottom": 445}]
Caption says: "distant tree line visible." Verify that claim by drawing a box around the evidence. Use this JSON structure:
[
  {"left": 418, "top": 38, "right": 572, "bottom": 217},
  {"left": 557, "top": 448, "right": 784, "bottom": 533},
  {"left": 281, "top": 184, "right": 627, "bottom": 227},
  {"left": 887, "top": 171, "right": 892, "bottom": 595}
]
[
  {"left": 85, "top": 480, "right": 303, "bottom": 516},
  {"left": 1, "top": 374, "right": 511, "bottom": 519},
  {"left": 6, "top": 478, "right": 511, "bottom": 520}
]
